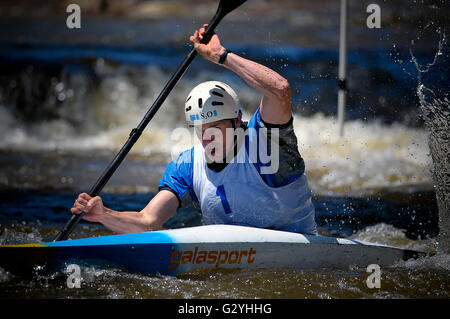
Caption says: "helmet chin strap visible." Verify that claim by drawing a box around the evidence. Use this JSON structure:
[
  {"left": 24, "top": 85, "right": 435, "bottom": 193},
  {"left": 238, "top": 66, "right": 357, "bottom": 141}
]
[{"left": 230, "top": 118, "right": 236, "bottom": 130}]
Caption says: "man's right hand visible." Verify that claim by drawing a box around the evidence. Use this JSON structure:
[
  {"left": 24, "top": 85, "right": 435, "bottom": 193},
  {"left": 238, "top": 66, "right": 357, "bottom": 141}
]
[
  {"left": 70, "top": 193, "right": 105, "bottom": 223},
  {"left": 190, "top": 24, "right": 225, "bottom": 65}
]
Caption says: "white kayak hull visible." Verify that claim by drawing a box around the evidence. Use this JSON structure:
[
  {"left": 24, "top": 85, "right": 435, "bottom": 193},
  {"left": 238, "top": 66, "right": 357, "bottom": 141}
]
[{"left": 0, "top": 225, "right": 424, "bottom": 276}]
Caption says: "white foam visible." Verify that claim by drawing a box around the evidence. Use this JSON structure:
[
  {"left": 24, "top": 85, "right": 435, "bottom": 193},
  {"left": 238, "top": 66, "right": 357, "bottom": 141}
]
[
  {"left": 0, "top": 62, "right": 433, "bottom": 196},
  {"left": 293, "top": 113, "right": 432, "bottom": 195},
  {"left": 1, "top": 101, "right": 433, "bottom": 195},
  {"left": 349, "top": 223, "right": 431, "bottom": 251}
]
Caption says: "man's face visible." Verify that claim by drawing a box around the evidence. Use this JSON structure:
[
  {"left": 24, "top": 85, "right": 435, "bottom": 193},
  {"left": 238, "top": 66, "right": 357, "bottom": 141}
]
[{"left": 195, "top": 116, "right": 240, "bottom": 163}]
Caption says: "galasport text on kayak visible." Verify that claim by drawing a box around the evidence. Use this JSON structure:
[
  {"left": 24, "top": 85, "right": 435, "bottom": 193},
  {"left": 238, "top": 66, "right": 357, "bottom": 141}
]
[{"left": 168, "top": 246, "right": 256, "bottom": 269}]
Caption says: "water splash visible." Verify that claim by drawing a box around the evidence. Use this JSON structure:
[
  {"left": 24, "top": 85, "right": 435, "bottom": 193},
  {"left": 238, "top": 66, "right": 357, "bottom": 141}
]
[{"left": 410, "top": 26, "right": 449, "bottom": 253}]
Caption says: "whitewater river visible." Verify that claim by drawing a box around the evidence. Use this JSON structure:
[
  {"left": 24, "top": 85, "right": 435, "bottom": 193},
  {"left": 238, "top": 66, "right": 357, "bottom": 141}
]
[{"left": 0, "top": 0, "right": 449, "bottom": 300}]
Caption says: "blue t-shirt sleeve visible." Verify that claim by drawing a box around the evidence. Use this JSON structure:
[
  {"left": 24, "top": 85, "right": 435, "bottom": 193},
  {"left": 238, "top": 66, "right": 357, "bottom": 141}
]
[
  {"left": 158, "top": 147, "right": 198, "bottom": 208},
  {"left": 247, "top": 106, "right": 261, "bottom": 130}
]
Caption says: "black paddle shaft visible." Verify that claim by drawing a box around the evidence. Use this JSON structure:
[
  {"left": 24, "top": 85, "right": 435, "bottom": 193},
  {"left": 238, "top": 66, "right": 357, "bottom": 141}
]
[{"left": 53, "top": 0, "right": 247, "bottom": 241}]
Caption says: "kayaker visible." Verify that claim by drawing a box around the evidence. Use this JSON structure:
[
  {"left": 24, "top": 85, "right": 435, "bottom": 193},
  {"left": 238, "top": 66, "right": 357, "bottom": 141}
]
[{"left": 71, "top": 24, "right": 317, "bottom": 235}]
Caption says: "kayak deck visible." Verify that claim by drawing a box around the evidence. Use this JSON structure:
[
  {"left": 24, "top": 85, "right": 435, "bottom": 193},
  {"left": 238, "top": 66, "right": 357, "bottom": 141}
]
[{"left": 0, "top": 225, "right": 425, "bottom": 276}]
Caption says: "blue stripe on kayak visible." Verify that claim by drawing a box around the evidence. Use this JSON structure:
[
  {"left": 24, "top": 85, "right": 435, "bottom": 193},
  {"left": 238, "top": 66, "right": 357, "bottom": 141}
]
[
  {"left": 44, "top": 231, "right": 173, "bottom": 247},
  {"left": 42, "top": 232, "right": 180, "bottom": 276}
]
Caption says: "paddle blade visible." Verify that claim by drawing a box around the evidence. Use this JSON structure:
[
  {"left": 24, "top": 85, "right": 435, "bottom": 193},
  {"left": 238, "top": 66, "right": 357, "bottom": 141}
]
[
  {"left": 202, "top": 0, "right": 248, "bottom": 44},
  {"left": 218, "top": 0, "right": 248, "bottom": 16}
]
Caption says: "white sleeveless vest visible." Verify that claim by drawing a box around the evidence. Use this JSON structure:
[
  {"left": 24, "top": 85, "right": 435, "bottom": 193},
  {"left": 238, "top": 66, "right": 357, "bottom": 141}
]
[{"left": 192, "top": 143, "right": 317, "bottom": 234}]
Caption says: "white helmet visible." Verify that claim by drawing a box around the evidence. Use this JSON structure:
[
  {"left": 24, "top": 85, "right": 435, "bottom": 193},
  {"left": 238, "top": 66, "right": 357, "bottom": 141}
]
[{"left": 185, "top": 81, "right": 241, "bottom": 126}]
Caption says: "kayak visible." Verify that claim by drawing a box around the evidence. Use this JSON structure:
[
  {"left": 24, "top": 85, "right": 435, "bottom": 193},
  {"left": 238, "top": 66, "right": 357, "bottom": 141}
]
[{"left": 0, "top": 225, "right": 425, "bottom": 276}]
